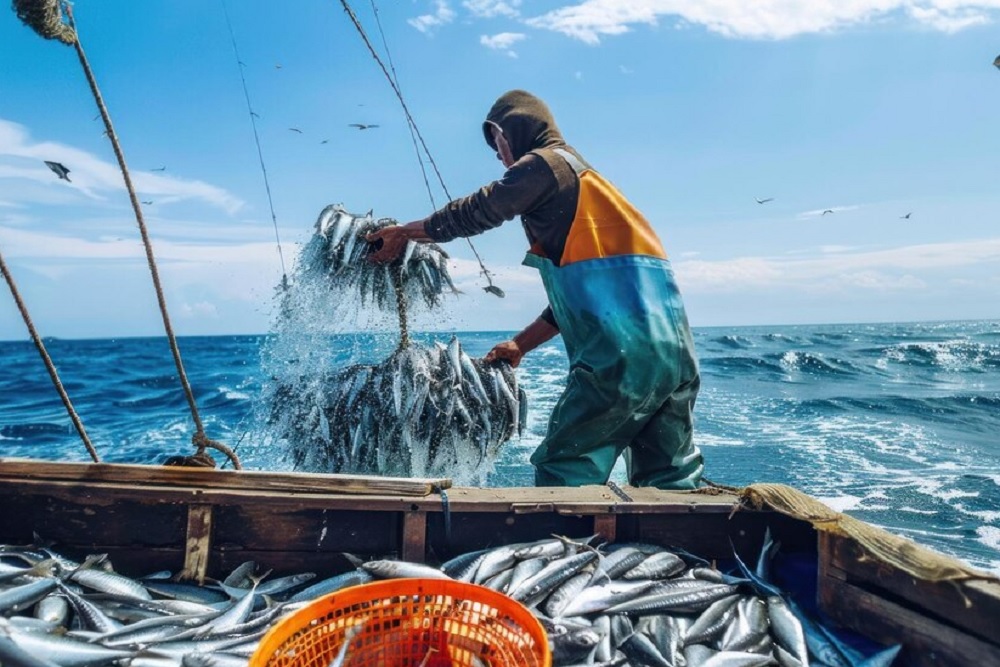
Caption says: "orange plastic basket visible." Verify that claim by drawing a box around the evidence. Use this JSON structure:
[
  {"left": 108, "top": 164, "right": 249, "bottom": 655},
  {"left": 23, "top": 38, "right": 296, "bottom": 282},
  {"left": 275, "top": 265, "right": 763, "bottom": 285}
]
[{"left": 250, "top": 578, "right": 551, "bottom": 667}]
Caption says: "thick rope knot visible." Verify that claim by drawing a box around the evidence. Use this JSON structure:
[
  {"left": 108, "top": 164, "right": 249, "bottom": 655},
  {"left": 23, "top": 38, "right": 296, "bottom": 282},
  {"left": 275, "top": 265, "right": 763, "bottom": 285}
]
[
  {"left": 12, "top": 0, "right": 77, "bottom": 44},
  {"left": 192, "top": 431, "right": 243, "bottom": 470}
]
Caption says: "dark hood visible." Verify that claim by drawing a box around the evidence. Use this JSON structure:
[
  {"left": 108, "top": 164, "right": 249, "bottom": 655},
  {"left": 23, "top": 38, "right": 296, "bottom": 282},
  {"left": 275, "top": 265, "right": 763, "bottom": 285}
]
[{"left": 482, "top": 90, "right": 564, "bottom": 161}]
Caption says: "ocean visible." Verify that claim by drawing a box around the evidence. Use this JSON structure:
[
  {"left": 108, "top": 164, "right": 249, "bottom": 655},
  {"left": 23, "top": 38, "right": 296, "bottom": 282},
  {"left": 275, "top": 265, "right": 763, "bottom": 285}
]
[{"left": 1, "top": 320, "right": 998, "bottom": 574}]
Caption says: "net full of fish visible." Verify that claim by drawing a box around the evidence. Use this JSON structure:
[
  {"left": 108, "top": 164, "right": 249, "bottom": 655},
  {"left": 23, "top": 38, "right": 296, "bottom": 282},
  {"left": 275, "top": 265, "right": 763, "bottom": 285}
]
[
  {"left": 278, "top": 336, "right": 526, "bottom": 483},
  {"left": 0, "top": 536, "right": 900, "bottom": 667},
  {"left": 300, "top": 203, "right": 458, "bottom": 310},
  {"left": 264, "top": 203, "right": 526, "bottom": 485}
]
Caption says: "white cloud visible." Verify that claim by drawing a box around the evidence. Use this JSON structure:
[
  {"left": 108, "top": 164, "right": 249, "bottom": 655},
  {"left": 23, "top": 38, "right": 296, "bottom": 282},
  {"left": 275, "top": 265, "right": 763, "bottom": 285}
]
[
  {"left": 179, "top": 301, "right": 220, "bottom": 319},
  {"left": 524, "top": 1, "right": 1000, "bottom": 44},
  {"left": 463, "top": 0, "right": 521, "bottom": 18},
  {"left": 675, "top": 237, "right": 1000, "bottom": 294},
  {"left": 409, "top": 0, "right": 457, "bottom": 33},
  {"left": 0, "top": 119, "right": 244, "bottom": 214},
  {"left": 480, "top": 32, "right": 526, "bottom": 56}
]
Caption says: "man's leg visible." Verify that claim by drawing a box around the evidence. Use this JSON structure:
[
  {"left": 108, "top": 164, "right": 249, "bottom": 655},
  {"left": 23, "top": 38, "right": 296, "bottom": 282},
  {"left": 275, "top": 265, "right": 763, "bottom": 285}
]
[
  {"left": 530, "top": 365, "right": 638, "bottom": 486},
  {"left": 625, "top": 374, "right": 703, "bottom": 489}
]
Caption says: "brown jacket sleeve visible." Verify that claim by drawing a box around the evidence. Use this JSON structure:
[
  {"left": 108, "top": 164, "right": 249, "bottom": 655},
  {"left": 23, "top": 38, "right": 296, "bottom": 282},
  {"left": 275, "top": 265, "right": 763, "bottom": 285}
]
[{"left": 424, "top": 153, "right": 556, "bottom": 242}]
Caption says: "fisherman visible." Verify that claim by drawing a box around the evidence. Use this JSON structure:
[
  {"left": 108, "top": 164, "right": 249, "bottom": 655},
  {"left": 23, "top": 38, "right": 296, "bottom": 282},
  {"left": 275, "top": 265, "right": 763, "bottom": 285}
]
[{"left": 367, "top": 90, "right": 703, "bottom": 489}]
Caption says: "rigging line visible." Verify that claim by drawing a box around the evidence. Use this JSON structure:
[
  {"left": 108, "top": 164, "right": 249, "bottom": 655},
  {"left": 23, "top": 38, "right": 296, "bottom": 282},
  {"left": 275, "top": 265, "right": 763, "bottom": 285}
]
[
  {"left": 0, "top": 248, "right": 100, "bottom": 463},
  {"left": 220, "top": 0, "right": 288, "bottom": 285},
  {"left": 60, "top": 2, "right": 242, "bottom": 470},
  {"left": 336, "top": 0, "right": 501, "bottom": 292},
  {"left": 368, "top": 0, "right": 436, "bottom": 210}
]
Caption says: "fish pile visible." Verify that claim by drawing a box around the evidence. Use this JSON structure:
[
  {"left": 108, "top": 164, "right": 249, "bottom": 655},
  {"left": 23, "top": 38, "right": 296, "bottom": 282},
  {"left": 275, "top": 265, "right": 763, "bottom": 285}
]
[
  {"left": 278, "top": 336, "right": 525, "bottom": 482},
  {"left": 298, "top": 203, "right": 458, "bottom": 310},
  {"left": 0, "top": 537, "right": 901, "bottom": 667},
  {"left": 263, "top": 203, "right": 525, "bottom": 484}
]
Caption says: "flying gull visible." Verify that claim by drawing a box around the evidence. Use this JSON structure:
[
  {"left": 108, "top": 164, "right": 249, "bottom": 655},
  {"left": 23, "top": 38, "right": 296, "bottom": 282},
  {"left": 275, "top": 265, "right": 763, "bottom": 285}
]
[
  {"left": 754, "top": 197, "right": 774, "bottom": 204},
  {"left": 822, "top": 209, "right": 834, "bottom": 215},
  {"left": 289, "top": 128, "right": 303, "bottom": 134},
  {"left": 349, "top": 123, "right": 380, "bottom": 130},
  {"left": 900, "top": 212, "right": 912, "bottom": 219},
  {"left": 44, "top": 161, "right": 71, "bottom": 182}
]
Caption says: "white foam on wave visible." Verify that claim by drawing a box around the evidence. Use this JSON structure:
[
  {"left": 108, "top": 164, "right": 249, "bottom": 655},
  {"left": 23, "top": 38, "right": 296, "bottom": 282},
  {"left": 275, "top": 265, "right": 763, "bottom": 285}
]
[
  {"left": 955, "top": 505, "right": 1000, "bottom": 523},
  {"left": 898, "top": 506, "right": 937, "bottom": 515},
  {"left": 976, "top": 526, "right": 1000, "bottom": 552},
  {"left": 813, "top": 494, "right": 864, "bottom": 512},
  {"left": 220, "top": 386, "right": 251, "bottom": 401},
  {"left": 695, "top": 432, "right": 746, "bottom": 447}
]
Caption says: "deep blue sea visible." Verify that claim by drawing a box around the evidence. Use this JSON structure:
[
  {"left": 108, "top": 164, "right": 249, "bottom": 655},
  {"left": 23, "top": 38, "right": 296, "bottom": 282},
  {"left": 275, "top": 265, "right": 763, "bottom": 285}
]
[{"left": 1, "top": 320, "right": 999, "bottom": 574}]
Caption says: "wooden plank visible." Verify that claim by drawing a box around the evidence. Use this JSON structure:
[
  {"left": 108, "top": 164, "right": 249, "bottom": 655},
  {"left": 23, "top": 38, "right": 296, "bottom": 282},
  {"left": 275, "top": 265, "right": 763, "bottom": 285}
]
[
  {"left": 824, "top": 532, "right": 1000, "bottom": 645},
  {"left": 593, "top": 514, "right": 616, "bottom": 544},
  {"left": 178, "top": 504, "right": 213, "bottom": 584},
  {"left": 0, "top": 458, "right": 450, "bottom": 496},
  {"left": 0, "top": 477, "right": 741, "bottom": 515},
  {"left": 820, "top": 577, "right": 1000, "bottom": 666},
  {"left": 401, "top": 511, "right": 427, "bottom": 564},
  {"left": 212, "top": 506, "right": 400, "bottom": 556}
]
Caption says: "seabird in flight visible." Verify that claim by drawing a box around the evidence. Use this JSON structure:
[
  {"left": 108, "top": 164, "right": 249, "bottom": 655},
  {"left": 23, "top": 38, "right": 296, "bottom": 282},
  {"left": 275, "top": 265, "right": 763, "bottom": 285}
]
[
  {"left": 44, "top": 161, "right": 71, "bottom": 182},
  {"left": 754, "top": 197, "right": 774, "bottom": 204},
  {"left": 349, "top": 123, "right": 380, "bottom": 130}
]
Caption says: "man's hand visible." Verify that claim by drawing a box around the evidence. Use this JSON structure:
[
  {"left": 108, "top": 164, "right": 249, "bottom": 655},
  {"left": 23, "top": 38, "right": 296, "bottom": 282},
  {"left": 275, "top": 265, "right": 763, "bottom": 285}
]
[
  {"left": 484, "top": 340, "right": 524, "bottom": 368},
  {"left": 365, "top": 226, "right": 410, "bottom": 264}
]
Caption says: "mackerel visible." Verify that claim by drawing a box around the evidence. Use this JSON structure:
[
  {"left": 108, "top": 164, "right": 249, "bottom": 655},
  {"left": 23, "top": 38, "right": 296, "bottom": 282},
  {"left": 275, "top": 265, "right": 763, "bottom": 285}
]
[
  {"left": 69, "top": 558, "right": 152, "bottom": 601},
  {"left": 0, "top": 619, "right": 61, "bottom": 667},
  {"left": 684, "top": 593, "right": 740, "bottom": 646},
  {"left": 509, "top": 551, "right": 598, "bottom": 604},
  {"left": 542, "top": 570, "right": 592, "bottom": 618},
  {"left": 0, "top": 578, "right": 60, "bottom": 614},
  {"left": 7, "top": 627, "right": 135, "bottom": 667},
  {"left": 559, "top": 579, "right": 659, "bottom": 617},
  {"left": 362, "top": 560, "right": 451, "bottom": 580},
  {"left": 619, "top": 631, "right": 672, "bottom": 667},
  {"left": 622, "top": 551, "right": 686, "bottom": 580},
  {"left": 604, "top": 582, "right": 740, "bottom": 615},
  {"left": 766, "top": 595, "right": 809, "bottom": 665}
]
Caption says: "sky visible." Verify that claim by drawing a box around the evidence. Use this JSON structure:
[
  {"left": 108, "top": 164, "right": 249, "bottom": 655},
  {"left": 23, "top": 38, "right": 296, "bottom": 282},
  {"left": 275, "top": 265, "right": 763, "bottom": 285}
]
[{"left": 1, "top": 0, "right": 999, "bottom": 340}]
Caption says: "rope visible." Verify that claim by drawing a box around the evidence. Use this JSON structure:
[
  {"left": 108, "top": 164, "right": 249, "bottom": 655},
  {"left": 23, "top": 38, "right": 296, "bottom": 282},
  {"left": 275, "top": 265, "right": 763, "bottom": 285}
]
[
  {"left": 606, "top": 480, "right": 633, "bottom": 502},
  {"left": 336, "top": 0, "right": 503, "bottom": 295},
  {"left": 219, "top": 0, "right": 288, "bottom": 285},
  {"left": 11, "top": 0, "right": 75, "bottom": 44},
  {"left": 0, "top": 247, "right": 100, "bottom": 463},
  {"left": 60, "top": 4, "right": 241, "bottom": 470},
  {"left": 391, "top": 263, "right": 410, "bottom": 349},
  {"left": 367, "top": 0, "right": 436, "bottom": 210}
]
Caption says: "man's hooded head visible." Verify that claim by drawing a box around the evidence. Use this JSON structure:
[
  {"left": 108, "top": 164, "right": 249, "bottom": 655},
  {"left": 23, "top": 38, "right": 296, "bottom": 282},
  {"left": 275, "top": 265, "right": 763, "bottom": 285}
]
[{"left": 483, "top": 90, "right": 564, "bottom": 162}]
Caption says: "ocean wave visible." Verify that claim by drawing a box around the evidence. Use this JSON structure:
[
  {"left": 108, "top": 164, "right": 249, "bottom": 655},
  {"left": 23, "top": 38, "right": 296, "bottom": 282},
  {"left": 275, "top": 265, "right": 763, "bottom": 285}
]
[
  {"left": 876, "top": 340, "right": 1000, "bottom": 372},
  {"left": 700, "top": 356, "right": 786, "bottom": 375},
  {"left": 0, "top": 422, "right": 71, "bottom": 439},
  {"left": 709, "top": 334, "right": 754, "bottom": 349},
  {"left": 775, "top": 351, "right": 859, "bottom": 377}
]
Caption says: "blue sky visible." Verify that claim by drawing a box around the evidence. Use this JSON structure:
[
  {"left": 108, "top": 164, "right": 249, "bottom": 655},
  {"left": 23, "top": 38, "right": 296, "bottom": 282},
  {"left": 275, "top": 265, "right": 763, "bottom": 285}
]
[{"left": 1, "top": 0, "right": 999, "bottom": 340}]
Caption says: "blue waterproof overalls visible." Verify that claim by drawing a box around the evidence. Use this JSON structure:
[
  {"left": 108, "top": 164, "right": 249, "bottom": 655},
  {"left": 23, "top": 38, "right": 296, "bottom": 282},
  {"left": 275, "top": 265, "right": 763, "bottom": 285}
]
[{"left": 526, "top": 149, "right": 703, "bottom": 489}]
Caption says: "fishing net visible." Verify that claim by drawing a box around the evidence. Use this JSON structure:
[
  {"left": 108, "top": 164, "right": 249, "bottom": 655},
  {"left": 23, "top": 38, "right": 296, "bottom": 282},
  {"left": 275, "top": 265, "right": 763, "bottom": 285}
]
[
  {"left": 261, "top": 205, "right": 524, "bottom": 485},
  {"left": 740, "top": 483, "right": 990, "bottom": 583},
  {"left": 12, "top": 0, "right": 76, "bottom": 44}
]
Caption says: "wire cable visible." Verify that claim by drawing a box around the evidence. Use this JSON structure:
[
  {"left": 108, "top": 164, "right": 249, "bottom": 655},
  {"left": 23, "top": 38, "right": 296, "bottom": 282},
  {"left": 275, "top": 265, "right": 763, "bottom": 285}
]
[
  {"left": 337, "top": 0, "right": 502, "bottom": 295},
  {"left": 220, "top": 0, "right": 288, "bottom": 286}
]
